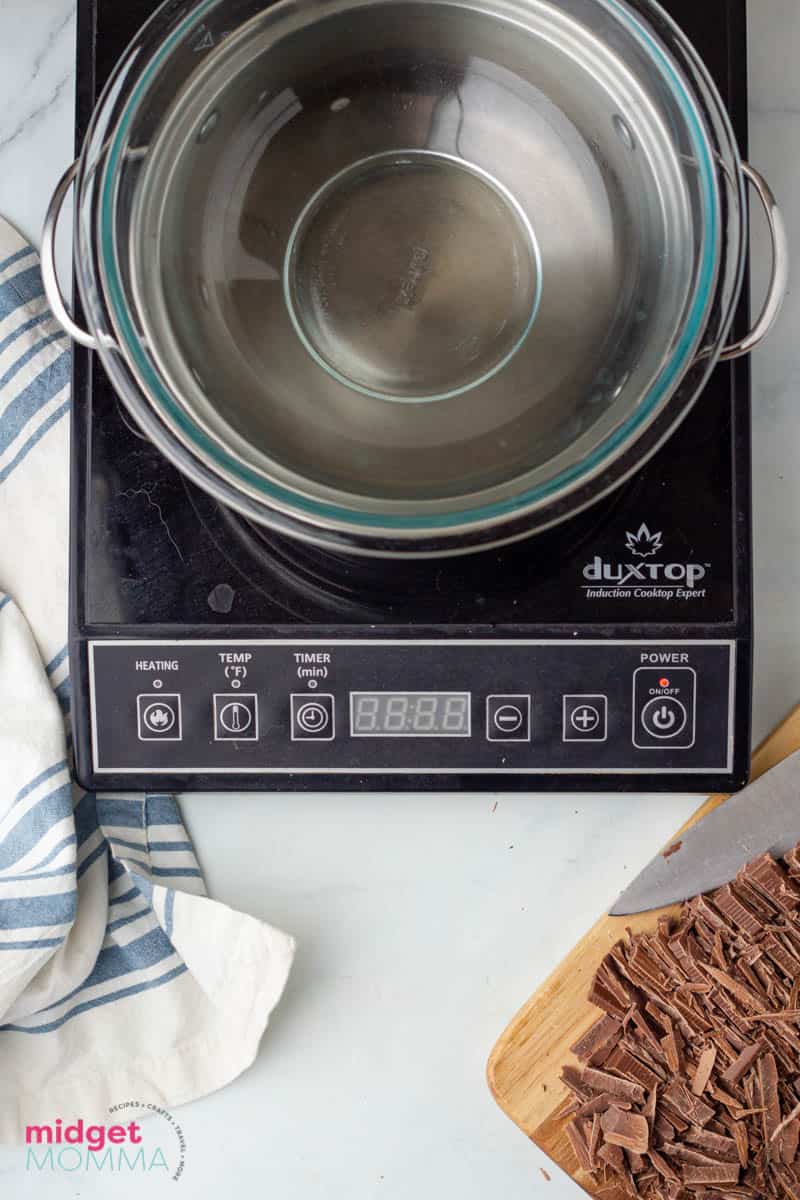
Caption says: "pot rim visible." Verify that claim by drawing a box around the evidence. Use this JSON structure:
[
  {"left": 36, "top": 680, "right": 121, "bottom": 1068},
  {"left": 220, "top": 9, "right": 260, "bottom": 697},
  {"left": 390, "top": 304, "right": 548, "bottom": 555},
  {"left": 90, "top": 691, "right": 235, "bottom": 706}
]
[{"left": 75, "top": 0, "right": 747, "bottom": 556}]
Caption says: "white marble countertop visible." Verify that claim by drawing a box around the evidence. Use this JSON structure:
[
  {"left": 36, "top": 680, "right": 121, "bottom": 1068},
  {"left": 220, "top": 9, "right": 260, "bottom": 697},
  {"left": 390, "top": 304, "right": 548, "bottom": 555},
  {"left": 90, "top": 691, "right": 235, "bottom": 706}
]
[{"left": 0, "top": 3, "right": 798, "bottom": 1198}]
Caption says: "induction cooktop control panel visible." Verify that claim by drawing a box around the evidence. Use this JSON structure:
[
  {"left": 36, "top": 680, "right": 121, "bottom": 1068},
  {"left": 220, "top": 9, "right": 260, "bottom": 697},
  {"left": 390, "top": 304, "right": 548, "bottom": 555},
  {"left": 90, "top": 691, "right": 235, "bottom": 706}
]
[{"left": 87, "top": 640, "right": 735, "bottom": 777}]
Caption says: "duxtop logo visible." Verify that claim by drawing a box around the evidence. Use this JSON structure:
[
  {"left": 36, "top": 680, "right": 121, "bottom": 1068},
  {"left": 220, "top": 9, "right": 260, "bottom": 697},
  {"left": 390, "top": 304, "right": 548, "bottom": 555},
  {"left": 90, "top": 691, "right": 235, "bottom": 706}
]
[
  {"left": 625, "top": 523, "right": 663, "bottom": 559},
  {"left": 582, "top": 524, "right": 709, "bottom": 600}
]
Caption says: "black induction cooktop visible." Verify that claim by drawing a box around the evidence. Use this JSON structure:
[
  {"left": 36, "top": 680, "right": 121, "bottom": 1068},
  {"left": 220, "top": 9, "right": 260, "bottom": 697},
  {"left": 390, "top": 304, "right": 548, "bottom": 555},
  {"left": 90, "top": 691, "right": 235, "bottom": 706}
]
[{"left": 70, "top": 0, "right": 752, "bottom": 793}]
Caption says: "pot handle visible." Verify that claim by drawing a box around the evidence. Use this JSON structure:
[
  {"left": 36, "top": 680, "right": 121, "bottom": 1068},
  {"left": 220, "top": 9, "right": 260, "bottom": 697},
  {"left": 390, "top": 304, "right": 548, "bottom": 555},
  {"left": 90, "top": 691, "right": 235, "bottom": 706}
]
[
  {"left": 719, "top": 163, "right": 789, "bottom": 362},
  {"left": 41, "top": 159, "right": 99, "bottom": 350}
]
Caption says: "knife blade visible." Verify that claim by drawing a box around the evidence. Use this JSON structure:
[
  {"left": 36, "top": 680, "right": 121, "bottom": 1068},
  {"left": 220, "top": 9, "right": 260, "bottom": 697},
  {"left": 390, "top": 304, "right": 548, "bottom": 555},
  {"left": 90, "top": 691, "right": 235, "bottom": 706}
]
[{"left": 609, "top": 748, "right": 800, "bottom": 915}]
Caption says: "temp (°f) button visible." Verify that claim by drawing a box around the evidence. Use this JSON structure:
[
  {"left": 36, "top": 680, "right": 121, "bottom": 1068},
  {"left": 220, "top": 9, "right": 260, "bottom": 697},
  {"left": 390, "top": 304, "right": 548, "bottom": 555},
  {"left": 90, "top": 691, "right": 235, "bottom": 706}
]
[
  {"left": 213, "top": 694, "right": 259, "bottom": 742},
  {"left": 137, "top": 694, "right": 182, "bottom": 741}
]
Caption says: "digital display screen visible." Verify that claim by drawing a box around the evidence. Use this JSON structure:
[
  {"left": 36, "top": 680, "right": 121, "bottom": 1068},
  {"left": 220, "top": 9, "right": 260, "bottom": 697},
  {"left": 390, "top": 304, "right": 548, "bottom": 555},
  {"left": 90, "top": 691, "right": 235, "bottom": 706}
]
[{"left": 350, "top": 692, "right": 471, "bottom": 737}]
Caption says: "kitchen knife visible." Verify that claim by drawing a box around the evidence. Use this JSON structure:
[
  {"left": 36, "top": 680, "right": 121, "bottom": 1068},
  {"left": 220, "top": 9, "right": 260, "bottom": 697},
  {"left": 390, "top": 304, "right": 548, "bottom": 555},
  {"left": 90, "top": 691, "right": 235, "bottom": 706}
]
[{"left": 609, "top": 748, "right": 800, "bottom": 915}]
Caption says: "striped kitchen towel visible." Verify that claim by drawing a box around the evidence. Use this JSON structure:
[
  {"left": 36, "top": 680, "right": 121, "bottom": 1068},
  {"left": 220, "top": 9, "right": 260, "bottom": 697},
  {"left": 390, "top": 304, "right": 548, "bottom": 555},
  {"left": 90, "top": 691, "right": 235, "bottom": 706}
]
[{"left": 0, "top": 217, "right": 294, "bottom": 1141}]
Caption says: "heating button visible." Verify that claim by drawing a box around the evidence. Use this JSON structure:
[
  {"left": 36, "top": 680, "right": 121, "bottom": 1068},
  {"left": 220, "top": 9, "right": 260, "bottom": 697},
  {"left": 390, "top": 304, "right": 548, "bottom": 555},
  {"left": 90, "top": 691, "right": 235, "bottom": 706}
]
[
  {"left": 633, "top": 668, "right": 696, "bottom": 750},
  {"left": 137, "top": 694, "right": 182, "bottom": 742}
]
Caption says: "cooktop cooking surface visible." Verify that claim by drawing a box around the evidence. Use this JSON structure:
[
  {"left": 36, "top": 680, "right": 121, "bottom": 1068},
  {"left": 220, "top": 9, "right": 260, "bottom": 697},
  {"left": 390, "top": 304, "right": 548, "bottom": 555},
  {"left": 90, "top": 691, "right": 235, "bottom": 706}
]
[{"left": 71, "top": 0, "right": 752, "bottom": 792}]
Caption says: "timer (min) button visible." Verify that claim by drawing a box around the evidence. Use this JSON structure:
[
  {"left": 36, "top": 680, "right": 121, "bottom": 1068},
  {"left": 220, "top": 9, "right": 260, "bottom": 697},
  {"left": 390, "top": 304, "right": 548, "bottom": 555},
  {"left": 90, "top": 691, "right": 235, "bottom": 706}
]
[
  {"left": 486, "top": 695, "right": 531, "bottom": 743},
  {"left": 291, "top": 694, "right": 335, "bottom": 741}
]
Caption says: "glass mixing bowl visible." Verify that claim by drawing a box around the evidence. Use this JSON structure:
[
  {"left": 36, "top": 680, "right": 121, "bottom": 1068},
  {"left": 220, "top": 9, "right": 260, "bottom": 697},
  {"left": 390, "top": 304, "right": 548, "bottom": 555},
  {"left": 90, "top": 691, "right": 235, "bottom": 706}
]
[{"left": 45, "top": 0, "right": 786, "bottom": 556}]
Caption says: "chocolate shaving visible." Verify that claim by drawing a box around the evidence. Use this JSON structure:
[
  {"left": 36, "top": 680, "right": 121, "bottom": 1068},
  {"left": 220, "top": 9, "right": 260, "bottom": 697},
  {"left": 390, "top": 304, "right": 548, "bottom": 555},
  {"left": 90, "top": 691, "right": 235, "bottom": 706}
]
[
  {"left": 742, "top": 1010, "right": 800, "bottom": 1025},
  {"left": 649, "top": 1150, "right": 680, "bottom": 1183},
  {"left": 560, "top": 842, "right": 800, "bottom": 1200},
  {"left": 720, "top": 1041, "right": 766, "bottom": 1086},
  {"left": 782, "top": 1120, "right": 800, "bottom": 1166},
  {"left": 588, "top": 1113, "right": 602, "bottom": 1170},
  {"left": 663, "top": 1081, "right": 715, "bottom": 1128},
  {"left": 773, "top": 1165, "right": 800, "bottom": 1200},
  {"left": 574, "top": 1093, "right": 631, "bottom": 1118},
  {"left": 661, "top": 1031, "right": 685, "bottom": 1075},
  {"left": 600, "top": 1108, "right": 650, "bottom": 1154},
  {"left": 691, "top": 1046, "right": 718, "bottom": 1096},
  {"left": 759, "top": 1052, "right": 782, "bottom": 1149},
  {"left": 582, "top": 1067, "right": 646, "bottom": 1105},
  {"left": 570, "top": 1014, "right": 623, "bottom": 1063},
  {"left": 681, "top": 1161, "right": 740, "bottom": 1185},
  {"left": 565, "top": 1119, "right": 594, "bottom": 1174},
  {"left": 684, "top": 1127, "right": 739, "bottom": 1160},
  {"left": 731, "top": 1120, "right": 750, "bottom": 1169}
]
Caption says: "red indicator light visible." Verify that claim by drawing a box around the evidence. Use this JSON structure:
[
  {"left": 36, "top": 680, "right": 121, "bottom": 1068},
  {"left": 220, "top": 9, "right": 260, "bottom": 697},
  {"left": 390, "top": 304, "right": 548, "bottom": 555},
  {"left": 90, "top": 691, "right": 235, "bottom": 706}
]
[{"left": 659, "top": 677, "right": 670, "bottom": 689}]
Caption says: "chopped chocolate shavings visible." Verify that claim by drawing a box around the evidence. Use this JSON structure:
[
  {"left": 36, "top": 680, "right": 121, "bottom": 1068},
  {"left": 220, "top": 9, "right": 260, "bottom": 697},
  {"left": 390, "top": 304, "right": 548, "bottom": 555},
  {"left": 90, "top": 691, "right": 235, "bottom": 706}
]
[{"left": 559, "top": 841, "right": 800, "bottom": 1199}]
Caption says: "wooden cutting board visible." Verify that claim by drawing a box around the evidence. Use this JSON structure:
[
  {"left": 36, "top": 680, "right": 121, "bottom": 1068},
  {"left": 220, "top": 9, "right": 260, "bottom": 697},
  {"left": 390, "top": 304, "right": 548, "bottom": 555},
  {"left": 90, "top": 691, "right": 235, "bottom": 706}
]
[{"left": 487, "top": 704, "right": 800, "bottom": 1196}]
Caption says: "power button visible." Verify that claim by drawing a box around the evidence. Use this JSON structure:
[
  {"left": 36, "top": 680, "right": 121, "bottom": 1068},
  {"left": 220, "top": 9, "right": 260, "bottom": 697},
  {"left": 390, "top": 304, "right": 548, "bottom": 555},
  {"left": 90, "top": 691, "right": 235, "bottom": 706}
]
[
  {"left": 641, "top": 697, "right": 687, "bottom": 739},
  {"left": 633, "top": 668, "right": 696, "bottom": 750}
]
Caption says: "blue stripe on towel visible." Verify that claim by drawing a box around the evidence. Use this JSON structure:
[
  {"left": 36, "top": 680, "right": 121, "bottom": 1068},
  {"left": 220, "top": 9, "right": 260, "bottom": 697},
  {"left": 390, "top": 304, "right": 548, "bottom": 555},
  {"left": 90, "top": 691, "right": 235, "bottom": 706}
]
[
  {"left": 15, "top": 761, "right": 68, "bottom": 804},
  {"left": 24, "top": 834, "right": 77, "bottom": 874},
  {"left": 151, "top": 868, "right": 202, "bottom": 879},
  {"left": 74, "top": 793, "right": 99, "bottom": 848},
  {"left": 164, "top": 891, "right": 176, "bottom": 939},
  {"left": 0, "top": 889, "right": 76, "bottom": 930},
  {"left": 0, "top": 397, "right": 70, "bottom": 485},
  {"left": 109, "top": 837, "right": 147, "bottom": 853},
  {"left": 0, "top": 266, "right": 44, "bottom": 317},
  {"left": 0, "top": 330, "right": 65, "bottom": 395},
  {"left": 0, "top": 864, "right": 75, "bottom": 883},
  {"left": 45, "top": 645, "right": 68, "bottom": 676},
  {"left": 0, "top": 246, "right": 34, "bottom": 275},
  {"left": 0, "top": 310, "right": 52, "bottom": 357},
  {"left": 0, "top": 963, "right": 189, "bottom": 1034},
  {"left": 76, "top": 842, "right": 108, "bottom": 880},
  {"left": 0, "top": 348, "right": 70, "bottom": 456},
  {"left": 107, "top": 908, "right": 150, "bottom": 935},
  {"left": 0, "top": 936, "right": 66, "bottom": 951},
  {"left": 0, "top": 783, "right": 73, "bottom": 870},
  {"left": 54, "top": 676, "right": 71, "bottom": 714}
]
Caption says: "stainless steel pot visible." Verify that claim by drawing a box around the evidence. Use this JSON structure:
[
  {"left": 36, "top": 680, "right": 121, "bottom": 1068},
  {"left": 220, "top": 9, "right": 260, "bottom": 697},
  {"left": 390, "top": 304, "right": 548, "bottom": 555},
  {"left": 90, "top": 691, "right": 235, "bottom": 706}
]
[{"left": 44, "top": 0, "right": 788, "bottom": 558}]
